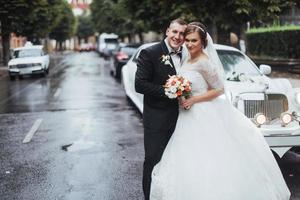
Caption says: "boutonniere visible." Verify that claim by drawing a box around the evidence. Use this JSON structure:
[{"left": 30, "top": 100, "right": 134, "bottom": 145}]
[{"left": 160, "top": 54, "right": 173, "bottom": 68}]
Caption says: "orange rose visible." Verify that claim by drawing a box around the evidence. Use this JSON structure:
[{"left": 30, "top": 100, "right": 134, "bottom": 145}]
[{"left": 177, "top": 90, "right": 182, "bottom": 96}]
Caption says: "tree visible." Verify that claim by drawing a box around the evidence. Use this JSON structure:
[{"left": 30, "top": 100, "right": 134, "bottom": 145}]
[
  {"left": 91, "top": 0, "right": 149, "bottom": 42},
  {"left": 0, "top": 0, "right": 28, "bottom": 64},
  {"left": 76, "top": 16, "right": 94, "bottom": 42},
  {"left": 0, "top": 0, "right": 66, "bottom": 64},
  {"left": 49, "top": 1, "right": 76, "bottom": 50},
  {"left": 18, "top": 0, "right": 51, "bottom": 43},
  {"left": 90, "top": 0, "right": 117, "bottom": 33},
  {"left": 157, "top": 0, "right": 297, "bottom": 42},
  {"left": 90, "top": 0, "right": 296, "bottom": 44}
]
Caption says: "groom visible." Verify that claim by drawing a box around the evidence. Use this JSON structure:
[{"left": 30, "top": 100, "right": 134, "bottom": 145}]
[{"left": 135, "top": 18, "right": 187, "bottom": 200}]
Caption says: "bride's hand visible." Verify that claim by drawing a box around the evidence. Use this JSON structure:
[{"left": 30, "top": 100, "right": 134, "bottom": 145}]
[{"left": 182, "top": 97, "right": 195, "bottom": 109}]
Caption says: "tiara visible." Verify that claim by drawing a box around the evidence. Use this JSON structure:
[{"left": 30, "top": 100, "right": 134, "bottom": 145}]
[{"left": 188, "top": 24, "right": 206, "bottom": 34}]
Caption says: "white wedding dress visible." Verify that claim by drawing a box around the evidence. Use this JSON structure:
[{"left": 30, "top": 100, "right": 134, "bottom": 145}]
[{"left": 150, "top": 59, "right": 291, "bottom": 200}]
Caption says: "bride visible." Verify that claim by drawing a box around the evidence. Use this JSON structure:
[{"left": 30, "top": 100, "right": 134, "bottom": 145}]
[{"left": 150, "top": 22, "right": 291, "bottom": 200}]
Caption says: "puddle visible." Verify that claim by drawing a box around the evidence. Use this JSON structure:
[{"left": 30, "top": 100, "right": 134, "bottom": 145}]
[
  {"left": 61, "top": 143, "right": 73, "bottom": 151},
  {"left": 61, "top": 140, "right": 95, "bottom": 152}
]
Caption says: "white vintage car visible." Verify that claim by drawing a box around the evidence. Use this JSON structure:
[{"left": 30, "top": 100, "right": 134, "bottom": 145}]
[
  {"left": 122, "top": 42, "right": 300, "bottom": 158},
  {"left": 8, "top": 42, "right": 50, "bottom": 80}
]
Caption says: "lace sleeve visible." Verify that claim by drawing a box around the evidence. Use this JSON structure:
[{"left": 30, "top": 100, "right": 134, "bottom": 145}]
[{"left": 199, "top": 60, "right": 224, "bottom": 91}]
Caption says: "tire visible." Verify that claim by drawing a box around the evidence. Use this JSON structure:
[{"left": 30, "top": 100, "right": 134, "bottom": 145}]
[
  {"left": 110, "top": 70, "right": 114, "bottom": 76},
  {"left": 41, "top": 70, "right": 47, "bottom": 77},
  {"left": 115, "top": 64, "right": 122, "bottom": 80},
  {"left": 9, "top": 75, "right": 15, "bottom": 80}
]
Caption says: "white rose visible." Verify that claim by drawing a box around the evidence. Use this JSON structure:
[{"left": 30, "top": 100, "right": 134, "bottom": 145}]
[
  {"left": 170, "top": 86, "right": 177, "bottom": 93},
  {"left": 170, "top": 93, "right": 177, "bottom": 99},
  {"left": 165, "top": 60, "right": 171, "bottom": 66}
]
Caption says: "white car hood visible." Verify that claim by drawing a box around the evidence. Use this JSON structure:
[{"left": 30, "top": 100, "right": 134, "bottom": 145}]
[
  {"left": 225, "top": 75, "right": 293, "bottom": 98},
  {"left": 8, "top": 57, "right": 44, "bottom": 65}
]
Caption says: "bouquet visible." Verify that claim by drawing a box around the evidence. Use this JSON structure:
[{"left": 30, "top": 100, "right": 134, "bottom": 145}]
[{"left": 164, "top": 75, "right": 192, "bottom": 99}]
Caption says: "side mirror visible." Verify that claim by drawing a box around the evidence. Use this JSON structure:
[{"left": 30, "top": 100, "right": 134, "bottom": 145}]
[{"left": 259, "top": 64, "right": 272, "bottom": 75}]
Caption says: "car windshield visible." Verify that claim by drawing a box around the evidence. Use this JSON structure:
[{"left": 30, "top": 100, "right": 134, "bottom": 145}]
[
  {"left": 14, "top": 49, "right": 43, "bottom": 58},
  {"left": 216, "top": 50, "right": 260, "bottom": 76},
  {"left": 104, "top": 38, "right": 118, "bottom": 43},
  {"left": 106, "top": 43, "right": 118, "bottom": 50},
  {"left": 120, "top": 47, "right": 138, "bottom": 56}
]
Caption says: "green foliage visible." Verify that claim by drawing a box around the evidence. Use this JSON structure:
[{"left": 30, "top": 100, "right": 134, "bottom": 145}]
[
  {"left": 90, "top": 0, "right": 118, "bottom": 33},
  {"left": 247, "top": 25, "right": 300, "bottom": 33},
  {"left": 76, "top": 16, "right": 95, "bottom": 40},
  {"left": 246, "top": 26, "right": 300, "bottom": 59},
  {"left": 90, "top": 0, "right": 296, "bottom": 42},
  {"left": 20, "top": 0, "right": 52, "bottom": 40},
  {"left": 0, "top": 0, "right": 29, "bottom": 34},
  {"left": 0, "top": 0, "right": 73, "bottom": 41},
  {"left": 49, "top": 1, "right": 76, "bottom": 42},
  {"left": 0, "top": 0, "right": 75, "bottom": 63}
]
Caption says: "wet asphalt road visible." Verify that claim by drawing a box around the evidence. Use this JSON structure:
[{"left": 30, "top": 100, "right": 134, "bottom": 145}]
[
  {"left": 0, "top": 52, "right": 144, "bottom": 200},
  {"left": 0, "top": 52, "right": 300, "bottom": 200}
]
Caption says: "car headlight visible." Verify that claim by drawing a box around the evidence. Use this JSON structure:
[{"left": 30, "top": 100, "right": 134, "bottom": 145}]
[
  {"left": 280, "top": 112, "right": 293, "bottom": 126},
  {"left": 253, "top": 113, "right": 267, "bottom": 127},
  {"left": 9, "top": 65, "right": 17, "bottom": 69}
]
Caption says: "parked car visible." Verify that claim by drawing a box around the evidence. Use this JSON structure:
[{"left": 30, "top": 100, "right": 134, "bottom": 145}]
[
  {"left": 112, "top": 43, "right": 141, "bottom": 79},
  {"left": 121, "top": 42, "right": 300, "bottom": 158},
  {"left": 79, "top": 43, "right": 95, "bottom": 52},
  {"left": 8, "top": 42, "right": 50, "bottom": 80}
]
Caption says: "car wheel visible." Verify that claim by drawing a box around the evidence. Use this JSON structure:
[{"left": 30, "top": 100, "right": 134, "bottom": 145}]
[
  {"left": 115, "top": 64, "right": 121, "bottom": 80},
  {"left": 41, "top": 70, "right": 47, "bottom": 77},
  {"left": 9, "top": 75, "right": 15, "bottom": 80},
  {"left": 110, "top": 70, "right": 115, "bottom": 76}
]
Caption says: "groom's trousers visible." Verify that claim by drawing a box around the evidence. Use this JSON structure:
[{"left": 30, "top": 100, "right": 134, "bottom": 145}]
[{"left": 143, "top": 127, "right": 175, "bottom": 200}]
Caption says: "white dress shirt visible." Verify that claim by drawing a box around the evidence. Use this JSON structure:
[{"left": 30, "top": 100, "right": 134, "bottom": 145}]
[{"left": 164, "top": 39, "right": 182, "bottom": 74}]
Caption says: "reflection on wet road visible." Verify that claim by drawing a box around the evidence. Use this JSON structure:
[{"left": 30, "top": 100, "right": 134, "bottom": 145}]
[{"left": 0, "top": 52, "right": 144, "bottom": 200}]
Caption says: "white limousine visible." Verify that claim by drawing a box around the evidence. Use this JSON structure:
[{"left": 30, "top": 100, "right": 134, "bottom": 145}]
[{"left": 122, "top": 42, "right": 300, "bottom": 158}]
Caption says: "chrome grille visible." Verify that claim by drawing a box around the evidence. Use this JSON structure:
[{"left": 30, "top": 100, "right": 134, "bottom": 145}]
[{"left": 243, "top": 94, "right": 288, "bottom": 119}]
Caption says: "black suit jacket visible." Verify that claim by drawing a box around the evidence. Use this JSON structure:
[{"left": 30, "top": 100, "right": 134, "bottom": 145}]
[{"left": 135, "top": 41, "right": 179, "bottom": 131}]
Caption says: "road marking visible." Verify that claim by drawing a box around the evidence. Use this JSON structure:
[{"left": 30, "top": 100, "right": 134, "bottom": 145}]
[
  {"left": 54, "top": 88, "right": 61, "bottom": 98},
  {"left": 22, "top": 119, "right": 43, "bottom": 144}
]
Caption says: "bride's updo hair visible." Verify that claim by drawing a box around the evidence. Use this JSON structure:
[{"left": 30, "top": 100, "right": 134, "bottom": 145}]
[{"left": 185, "top": 22, "right": 208, "bottom": 48}]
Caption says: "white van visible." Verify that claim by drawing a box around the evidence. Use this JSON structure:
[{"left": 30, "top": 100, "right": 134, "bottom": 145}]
[{"left": 98, "top": 33, "right": 119, "bottom": 57}]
